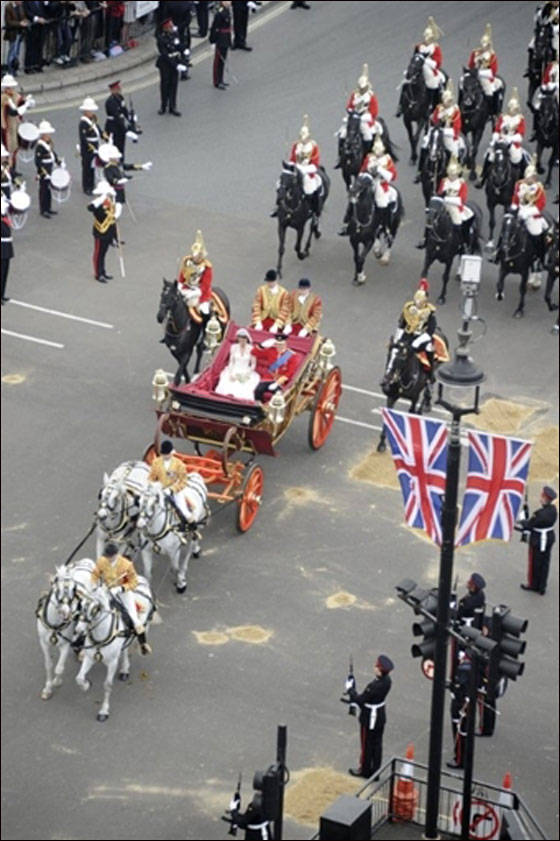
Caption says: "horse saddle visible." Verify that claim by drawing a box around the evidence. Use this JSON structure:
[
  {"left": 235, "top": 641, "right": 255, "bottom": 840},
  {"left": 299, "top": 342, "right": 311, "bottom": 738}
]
[{"left": 416, "top": 334, "right": 449, "bottom": 369}]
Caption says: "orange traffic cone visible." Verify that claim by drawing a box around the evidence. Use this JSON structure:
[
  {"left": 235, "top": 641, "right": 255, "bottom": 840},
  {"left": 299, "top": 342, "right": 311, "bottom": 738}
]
[
  {"left": 497, "top": 772, "right": 514, "bottom": 839},
  {"left": 391, "top": 743, "right": 419, "bottom": 822}
]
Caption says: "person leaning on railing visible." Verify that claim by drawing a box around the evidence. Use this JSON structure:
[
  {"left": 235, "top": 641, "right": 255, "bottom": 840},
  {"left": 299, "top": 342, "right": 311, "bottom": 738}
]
[{"left": 3, "top": 2, "right": 30, "bottom": 76}]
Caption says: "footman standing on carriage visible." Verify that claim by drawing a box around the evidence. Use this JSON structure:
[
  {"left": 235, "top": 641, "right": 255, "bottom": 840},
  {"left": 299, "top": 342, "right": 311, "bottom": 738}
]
[
  {"left": 414, "top": 80, "right": 461, "bottom": 183},
  {"left": 466, "top": 24, "right": 504, "bottom": 120},
  {"left": 78, "top": 97, "right": 102, "bottom": 196},
  {"left": 35, "top": 119, "right": 61, "bottom": 219},
  {"left": 286, "top": 277, "right": 322, "bottom": 337},
  {"left": 346, "top": 654, "right": 394, "bottom": 779},
  {"left": 88, "top": 179, "right": 120, "bottom": 283},
  {"left": 476, "top": 88, "right": 527, "bottom": 188},
  {"left": 519, "top": 485, "right": 557, "bottom": 595},
  {"left": 1, "top": 193, "right": 14, "bottom": 304},
  {"left": 90, "top": 543, "right": 152, "bottom": 654},
  {"left": 385, "top": 280, "right": 437, "bottom": 382},
  {"left": 148, "top": 439, "right": 194, "bottom": 531},
  {"left": 335, "top": 64, "right": 381, "bottom": 168},
  {"left": 251, "top": 269, "right": 290, "bottom": 332},
  {"left": 1, "top": 73, "right": 35, "bottom": 172}
]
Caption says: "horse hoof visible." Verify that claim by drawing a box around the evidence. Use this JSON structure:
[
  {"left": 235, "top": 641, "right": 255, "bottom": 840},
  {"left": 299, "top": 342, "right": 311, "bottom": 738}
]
[
  {"left": 513, "top": 309, "right": 524, "bottom": 319},
  {"left": 41, "top": 688, "right": 52, "bottom": 700},
  {"left": 297, "top": 252, "right": 305, "bottom": 261},
  {"left": 53, "top": 676, "right": 63, "bottom": 688},
  {"left": 437, "top": 296, "right": 446, "bottom": 305},
  {"left": 496, "top": 292, "right": 504, "bottom": 301},
  {"left": 356, "top": 272, "right": 366, "bottom": 285},
  {"left": 373, "top": 247, "right": 381, "bottom": 258},
  {"left": 376, "top": 442, "right": 386, "bottom": 453},
  {"left": 119, "top": 672, "right": 130, "bottom": 682},
  {"left": 176, "top": 583, "right": 187, "bottom": 594},
  {"left": 192, "top": 550, "right": 201, "bottom": 559},
  {"left": 486, "top": 240, "right": 494, "bottom": 251},
  {"left": 97, "top": 713, "right": 109, "bottom": 723},
  {"left": 78, "top": 678, "right": 92, "bottom": 692},
  {"left": 379, "top": 254, "right": 390, "bottom": 265}
]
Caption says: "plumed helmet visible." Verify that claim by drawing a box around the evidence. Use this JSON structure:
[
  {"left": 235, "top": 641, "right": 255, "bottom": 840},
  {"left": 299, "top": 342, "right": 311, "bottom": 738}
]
[
  {"left": 524, "top": 154, "right": 538, "bottom": 179},
  {"left": 1, "top": 74, "right": 18, "bottom": 89},
  {"left": 507, "top": 87, "right": 521, "bottom": 115},
  {"left": 441, "top": 78, "right": 454, "bottom": 106},
  {"left": 79, "top": 96, "right": 99, "bottom": 112},
  {"left": 447, "top": 155, "right": 462, "bottom": 178},
  {"left": 372, "top": 136, "right": 385, "bottom": 156},
  {"left": 191, "top": 229, "right": 207, "bottom": 259},
  {"left": 423, "top": 15, "right": 444, "bottom": 43},
  {"left": 413, "top": 289, "right": 428, "bottom": 307},
  {"left": 298, "top": 114, "right": 311, "bottom": 142},
  {"left": 358, "top": 63, "right": 371, "bottom": 92},
  {"left": 480, "top": 23, "right": 493, "bottom": 50},
  {"left": 160, "top": 439, "right": 174, "bottom": 455},
  {"left": 38, "top": 120, "right": 56, "bottom": 134}
]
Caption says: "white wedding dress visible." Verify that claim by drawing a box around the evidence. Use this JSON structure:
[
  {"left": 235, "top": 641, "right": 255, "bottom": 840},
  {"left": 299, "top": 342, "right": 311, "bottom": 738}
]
[{"left": 215, "top": 344, "right": 261, "bottom": 401}]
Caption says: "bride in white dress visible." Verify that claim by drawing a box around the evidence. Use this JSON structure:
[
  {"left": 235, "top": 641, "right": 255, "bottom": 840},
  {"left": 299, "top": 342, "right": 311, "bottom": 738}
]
[{"left": 215, "top": 328, "right": 261, "bottom": 401}]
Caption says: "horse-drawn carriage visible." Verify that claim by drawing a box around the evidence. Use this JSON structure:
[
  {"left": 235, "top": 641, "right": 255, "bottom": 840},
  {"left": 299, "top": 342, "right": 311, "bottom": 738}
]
[{"left": 147, "top": 320, "right": 342, "bottom": 533}]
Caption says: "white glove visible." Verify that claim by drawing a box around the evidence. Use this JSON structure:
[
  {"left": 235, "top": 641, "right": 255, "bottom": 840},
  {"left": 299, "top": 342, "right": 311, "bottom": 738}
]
[
  {"left": 248, "top": 0, "right": 258, "bottom": 11},
  {"left": 115, "top": 202, "right": 123, "bottom": 219},
  {"left": 254, "top": 320, "right": 263, "bottom": 331},
  {"left": 269, "top": 382, "right": 280, "bottom": 391},
  {"left": 163, "top": 487, "right": 173, "bottom": 498},
  {"left": 60, "top": 158, "right": 67, "bottom": 170},
  {"left": 184, "top": 289, "right": 201, "bottom": 304},
  {"left": 511, "top": 133, "right": 522, "bottom": 144},
  {"left": 229, "top": 796, "right": 241, "bottom": 812},
  {"left": 92, "top": 194, "right": 105, "bottom": 207},
  {"left": 117, "top": 177, "right": 128, "bottom": 185},
  {"left": 177, "top": 64, "right": 187, "bottom": 73},
  {"left": 269, "top": 321, "right": 281, "bottom": 333},
  {"left": 141, "top": 161, "right": 152, "bottom": 171},
  {"left": 76, "top": 143, "right": 81, "bottom": 154},
  {"left": 110, "top": 585, "right": 124, "bottom": 595},
  {"left": 299, "top": 328, "right": 308, "bottom": 338},
  {"left": 345, "top": 677, "right": 355, "bottom": 691},
  {"left": 183, "top": 48, "right": 191, "bottom": 58},
  {"left": 378, "top": 166, "right": 391, "bottom": 181},
  {"left": 16, "top": 102, "right": 30, "bottom": 116},
  {"left": 261, "top": 338, "right": 276, "bottom": 348},
  {"left": 126, "top": 130, "right": 139, "bottom": 142},
  {"left": 282, "top": 323, "right": 292, "bottom": 335}
]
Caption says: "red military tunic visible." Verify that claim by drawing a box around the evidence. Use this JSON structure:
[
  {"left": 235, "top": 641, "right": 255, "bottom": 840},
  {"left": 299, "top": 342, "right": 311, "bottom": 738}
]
[
  {"left": 289, "top": 140, "right": 320, "bottom": 167},
  {"left": 360, "top": 152, "right": 397, "bottom": 187},
  {"left": 494, "top": 113, "right": 525, "bottom": 144},
  {"left": 431, "top": 103, "right": 462, "bottom": 139},
  {"left": 346, "top": 90, "right": 379, "bottom": 121},
  {"left": 468, "top": 48, "right": 498, "bottom": 77},
  {"left": 252, "top": 344, "right": 300, "bottom": 384},
  {"left": 511, "top": 179, "right": 546, "bottom": 212},
  {"left": 542, "top": 61, "right": 559, "bottom": 86},
  {"left": 177, "top": 257, "right": 213, "bottom": 305},
  {"left": 415, "top": 42, "right": 443, "bottom": 78}
]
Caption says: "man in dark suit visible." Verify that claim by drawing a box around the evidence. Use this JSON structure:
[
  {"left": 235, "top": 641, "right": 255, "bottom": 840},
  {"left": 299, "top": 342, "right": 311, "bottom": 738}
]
[
  {"left": 232, "top": 1, "right": 252, "bottom": 51},
  {"left": 23, "top": 0, "right": 47, "bottom": 73}
]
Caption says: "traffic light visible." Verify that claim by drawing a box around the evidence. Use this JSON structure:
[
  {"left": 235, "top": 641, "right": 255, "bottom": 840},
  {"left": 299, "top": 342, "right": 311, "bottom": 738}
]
[
  {"left": 491, "top": 604, "right": 528, "bottom": 681},
  {"left": 411, "top": 588, "right": 439, "bottom": 660},
  {"left": 253, "top": 764, "right": 281, "bottom": 822}
]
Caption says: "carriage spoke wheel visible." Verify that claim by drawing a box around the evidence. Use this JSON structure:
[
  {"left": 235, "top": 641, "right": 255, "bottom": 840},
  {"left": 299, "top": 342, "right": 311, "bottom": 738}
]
[
  {"left": 236, "top": 464, "right": 264, "bottom": 533},
  {"left": 222, "top": 426, "right": 245, "bottom": 477},
  {"left": 308, "top": 366, "right": 342, "bottom": 451}
]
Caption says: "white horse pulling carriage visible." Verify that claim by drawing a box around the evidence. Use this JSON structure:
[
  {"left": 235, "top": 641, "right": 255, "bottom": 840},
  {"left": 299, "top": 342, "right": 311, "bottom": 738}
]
[{"left": 95, "top": 460, "right": 151, "bottom": 556}]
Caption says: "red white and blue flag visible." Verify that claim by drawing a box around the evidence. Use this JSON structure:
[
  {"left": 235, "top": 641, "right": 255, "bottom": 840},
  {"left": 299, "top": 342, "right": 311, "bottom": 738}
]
[
  {"left": 456, "top": 431, "right": 532, "bottom": 547},
  {"left": 381, "top": 408, "right": 448, "bottom": 545}
]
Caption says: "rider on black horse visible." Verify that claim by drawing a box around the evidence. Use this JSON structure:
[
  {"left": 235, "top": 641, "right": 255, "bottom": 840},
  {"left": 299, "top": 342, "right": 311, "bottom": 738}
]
[
  {"left": 396, "top": 15, "right": 446, "bottom": 118},
  {"left": 177, "top": 229, "right": 213, "bottom": 327},
  {"left": 465, "top": 23, "right": 505, "bottom": 120},
  {"left": 416, "top": 156, "right": 475, "bottom": 252},
  {"left": 338, "top": 137, "right": 398, "bottom": 236},
  {"left": 490, "top": 159, "right": 549, "bottom": 267},
  {"left": 271, "top": 114, "right": 325, "bottom": 218},
  {"left": 476, "top": 88, "right": 528, "bottom": 188},
  {"left": 334, "top": 63, "right": 382, "bottom": 168},
  {"left": 384, "top": 279, "right": 438, "bottom": 383},
  {"left": 414, "top": 79, "right": 462, "bottom": 183},
  {"left": 524, "top": 1, "right": 559, "bottom": 78},
  {"left": 529, "top": 58, "right": 559, "bottom": 139}
]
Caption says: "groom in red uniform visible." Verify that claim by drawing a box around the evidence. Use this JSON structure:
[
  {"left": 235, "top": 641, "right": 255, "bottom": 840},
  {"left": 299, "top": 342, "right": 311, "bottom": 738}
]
[{"left": 252, "top": 332, "right": 299, "bottom": 402}]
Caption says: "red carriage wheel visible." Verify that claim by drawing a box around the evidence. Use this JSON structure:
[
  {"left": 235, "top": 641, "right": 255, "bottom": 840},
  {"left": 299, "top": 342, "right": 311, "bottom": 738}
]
[
  {"left": 308, "top": 366, "right": 342, "bottom": 451},
  {"left": 236, "top": 464, "right": 264, "bottom": 533}
]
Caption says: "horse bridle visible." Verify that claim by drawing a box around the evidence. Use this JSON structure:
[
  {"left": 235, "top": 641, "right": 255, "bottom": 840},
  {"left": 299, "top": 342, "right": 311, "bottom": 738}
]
[
  {"left": 98, "top": 483, "right": 138, "bottom": 540},
  {"left": 502, "top": 216, "right": 525, "bottom": 262},
  {"left": 278, "top": 170, "right": 305, "bottom": 218},
  {"left": 349, "top": 177, "right": 375, "bottom": 229}
]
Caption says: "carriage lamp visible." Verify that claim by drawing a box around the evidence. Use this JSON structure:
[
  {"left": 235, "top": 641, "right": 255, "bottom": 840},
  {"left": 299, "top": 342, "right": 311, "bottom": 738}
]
[
  {"left": 459, "top": 254, "right": 482, "bottom": 318},
  {"left": 152, "top": 369, "right": 169, "bottom": 405},
  {"left": 268, "top": 390, "right": 286, "bottom": 426},
  {"left": 204, "top": 314, "right": 222, "bottom": 352},
  {"left": 318, "top": 338, "right": 336, "bottom": 374}
]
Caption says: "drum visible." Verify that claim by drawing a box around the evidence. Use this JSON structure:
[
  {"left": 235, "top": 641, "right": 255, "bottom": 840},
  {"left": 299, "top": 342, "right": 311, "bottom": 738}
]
[
  {"left": 9, "top": 188, "right": 31, "bottom": 230},
  {"left": 51, "top": 167, "right": 72, "bottom": 203},
  {"left": 17, "top": 123, "right": 40, "bottom": 163}
]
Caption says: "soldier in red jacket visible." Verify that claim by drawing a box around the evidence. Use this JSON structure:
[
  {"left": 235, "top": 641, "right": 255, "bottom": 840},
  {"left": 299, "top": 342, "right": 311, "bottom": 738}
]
[{"left": 252, "top": 332, "right": 299, "bottom": 402}]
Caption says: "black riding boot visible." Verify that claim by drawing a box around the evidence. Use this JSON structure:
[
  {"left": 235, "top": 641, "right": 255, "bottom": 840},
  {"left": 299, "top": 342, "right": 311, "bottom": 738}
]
[
  {"left": 475, "top": 155, "right": 490, "bottom": 188},
  {"left": 378, "top": 206, "right": 391, "bottom": 236},
  {"left": 338, "top": 204, "right": 351, "bottom": 236},
  {"left": 523, "top": 50, "right": 533, "bottom": 78},
  {"left": 363, "top": 138, "right": 373, "bottom": 155},
  {"left": 462, "top": 219, "right": 473, "bottom": 253},
  {"left": 334, "top": 137, "right": 344, "bottom": 169},
  {"left": 531, "top": 233, "right": 546, "bottom": 269},
  {"left": 416, "top": 226, "right": 428, "bottom": 249},
  {"left": 414, "top": 147, "right": 427, "bottom": 183},
  {"left": 426, "top": 350, "right": 436, "bottom": 382}
]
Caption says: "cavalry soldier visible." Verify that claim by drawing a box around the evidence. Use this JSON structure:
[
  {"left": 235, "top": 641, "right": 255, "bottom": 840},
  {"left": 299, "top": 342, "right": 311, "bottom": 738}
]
[
  {"left": 156, "top": 17, "right": 186, "bottom": 116},
  {"left": 1, "top": 73, "right": 35, "bottom": 171},
  {"left": 437, "top": 156, "right": 475, "bottom": 252},
  {"left": 252, "top": 331, "right": 300, "bottom": 402},
  {"left": 35, "top": 119, "right": 61, "bottom": 219},
  {"left": 148, "top": 439, "right": 193, "bottom": 529},
  {"left": 88, "top": 179, "right": 120, "bottom": 283},
  {"left": 1, "top": 193, "right": 14, "bottom": 305},
  {"left": 90, "top": 542, "right": 151, "bottom": 655},
  {"left": 104, "top": 80, "right": 138, "bottom": 160},
  {"left": 78, "top": 97, "right": 103, "bottom": 196},
  {"left": 177, "top": 229, "right": 213, "bottom": 319},
  {"left": 335, "top": 63, "right": 382, "bottom": 168},
  {"left": 509, "top": 160, "right": 548, "bottom": 265},
  {"left": 413, "top": 80, "right": 461, "bottom": 183},
  {"left": 520, "top": 485, "right": 557, "bottom": 595},
  {"left": 414, "top": 16, "right": 446, "bottom": 110},
  {"left": 289, "top": 114, "right": 324, "bottom": 216},
  {"left": 529, "top": 58, "right": 559, "bottom": 139},
  {"left": 338, "top": 136, "right": 398, "bottom": 236},
  {"left": 476, "top": 88, "right": 527, "bottom": 188},
  {"left": 466, "top": 24, "right": 504, "bottom": 117},
  {"left": 385, "top": 280, "right": 437, "bottom": 382},
  {"left": 526, "top": 1, "right": 559, "bottom": 77},
  {"left": 286, "top": 277, "right": 322, "bottom": 337},
  {"left": 346, "top": 654, "right": 394, "bottom": 779},
  {"left": 251, "top": 269, "right": 290, "bottom": 332}
]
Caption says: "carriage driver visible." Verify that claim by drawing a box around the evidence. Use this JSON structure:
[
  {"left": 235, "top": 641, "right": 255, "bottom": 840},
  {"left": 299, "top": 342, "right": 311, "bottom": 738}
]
[
  {"left": 476, "top": 88, "right": 527, "bottom": 188},
  {"left": 466, "top": 24, "right": 504, "bottom": 117},
  {"left": 148, "top": 439, "right": 194, "bottom": 529},
  {"left": 334, "top": 64, "right": 382, "bottom": 168},
  {"left": 385, "top": 280, "right": 437, "bottom": 382},
  {"left": 177, "top": 230, "right": 213, "bottom": 320},
  {"left": 91, "top": 543, "right": 152, "bottom": 655}
]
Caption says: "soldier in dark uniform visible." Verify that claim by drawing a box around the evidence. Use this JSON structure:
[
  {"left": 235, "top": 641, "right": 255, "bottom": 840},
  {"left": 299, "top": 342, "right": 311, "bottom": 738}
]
[
  {"left": 1, "top": 145, "right": 13, "bottom": 201},
  {"left": 232, "top": 1, "right": 252, "bottom": 51},
  {"left": 229, "top": 792, "right": 271, "bottom": 840},
  {"left": 104, "top": 80, "right": 137, "bottom": 160},
  {"left": 34, "top": 119, "right": 60, "bottom": 218},
  {"left": 78, "top": 97, "right": 103, "bottom": 196},
  {"left": 447, "top": 651, "right": 471, "bottom": 769},
  {"left": 155, "top": 18, "right": 184, "bottom": 116},
  {"left": 1, "top": 194, "right": 14, "bottom": 304},
  {"left": 520, "top": 486, "right": 557, "bottom": 595},
  {"left": 99, "top": 142, "right": 152, "bottom": 209},
  {"left": 87, "top": 179, "right": 119, "bottom": 283},
  {"left": 209, "top": 0, "right": 232, "bottom": 90},
  {"left": 456, "top": 573, "right": 486, "bottom": 630},
  {"left": 346, "top": 654, "right": 394, "bottom": 779}
]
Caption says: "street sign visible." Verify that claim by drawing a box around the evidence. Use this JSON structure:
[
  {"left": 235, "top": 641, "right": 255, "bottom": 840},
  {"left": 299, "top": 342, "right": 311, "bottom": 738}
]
[{"left": 421, "top": 658, "right": 435, "bottom": 680}]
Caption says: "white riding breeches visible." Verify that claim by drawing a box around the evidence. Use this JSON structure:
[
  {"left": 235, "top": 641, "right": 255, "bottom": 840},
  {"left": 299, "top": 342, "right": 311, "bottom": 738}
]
[
  {"left": 119, "top": 589, "right": 141, "bottom": 630},
  {"left": 444, "top": 197, "right": 474, "bottom": 225},
  {"left": 297, "top": 164, "right": 321, "bottom": 196},
  {"left": 422, "top": 62, "right": 445, "bottom": 90},
  {"left": 411, "top": 331, "right": 434, "bottom": 352},
  {"left": 374, "top": 182, "right": 397, "bottom": 208},
  {"left": 519, "top": 204, "right": 547, "bottom": 235},
  {"left": 442, "top": 128, "right": 459, "bottom": 157},
  {"left": 338, "top": 114, "right": 382, "bottom": 142}
]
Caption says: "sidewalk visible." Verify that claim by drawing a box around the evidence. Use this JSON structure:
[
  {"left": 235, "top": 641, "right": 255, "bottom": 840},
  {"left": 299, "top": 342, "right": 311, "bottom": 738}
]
[{"left": 23, "top": 1, "right": 276, "bottom": 111}]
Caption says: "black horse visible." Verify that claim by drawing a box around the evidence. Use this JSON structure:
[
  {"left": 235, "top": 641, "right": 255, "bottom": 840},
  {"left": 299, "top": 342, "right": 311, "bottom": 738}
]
[
  {"left": 494, "top": 213, "right": 535, "bottom": 318},
  {"left": 544, "top": 220, "right": 559, "bottom": 332},
  {"left": 275, "top": 161, "right": 330, "bottom": 278},
  {"left": 417, "top": 126, "right": 450, "bottom": 206},
  {"left": 345, "top": 173, "right": 404, "bottom": 285},
  {"left": 479, "top": 141, "right": 517, "bottom": 248},
  {"left": 526, "top": 23, "right": 556, "bottom": 104},
  {"left": 421, "top": 196, "right": 482, "bottom": 304},
  {"left": 157, "top": 279, "right": 230, "bottom": 385},
  {"left": 377, "top": 334, "right": 446, "bottom": 452},
  {"left": 458, "top": 68, "right": 499, "bottom": 179},
  {"left": 532, "top": 91, "right": 559, "bottom": 187},
  {"left": 338, "top": 109, "right": 399, "bottom": 190},
  {"left": 396, "top": 53, "right": 432, "bottom": 164}
]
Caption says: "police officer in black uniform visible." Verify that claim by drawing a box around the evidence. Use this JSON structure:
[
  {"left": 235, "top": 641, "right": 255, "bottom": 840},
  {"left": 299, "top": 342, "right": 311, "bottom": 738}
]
[
  {"left": 156, "top": 18, "right": 184, "bottom": 116},
  {"left": 346, "top": 654, "right": 394, "bottom": 779},
  {"left": 104, "top": 80, "right": 137, "bottom": 160},
  {"left": 456, "top": 573, "right": 486, "bottom": 630},
  {"left": 229, "top": 791, "right": 271, "bottom": 840},
  {"left": 520, "top": 485, "right": 557, "bottom": 595},
  {"left": 210, "top": 0, "right": 232, "bottom": 90}
]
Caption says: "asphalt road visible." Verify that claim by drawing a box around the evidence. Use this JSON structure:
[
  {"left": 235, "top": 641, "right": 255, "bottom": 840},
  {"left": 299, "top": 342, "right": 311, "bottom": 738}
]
[{"left": 1, "top": 3, "right": 558, "bottom": 840}]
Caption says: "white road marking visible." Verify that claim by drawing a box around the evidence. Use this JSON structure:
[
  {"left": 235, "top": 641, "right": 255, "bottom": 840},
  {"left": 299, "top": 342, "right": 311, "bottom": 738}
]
[
  {"left": 343, "top": 382, "right": 448, "bottom": 416},
  {"left": 336, "top": 415, "right": 382, "bottom": 432},
  {"left": 1, "top": 329, "right": 64, "bottom": 349},
  {"left": 9, "top": 300, "right": 113, "bottom": 329}
]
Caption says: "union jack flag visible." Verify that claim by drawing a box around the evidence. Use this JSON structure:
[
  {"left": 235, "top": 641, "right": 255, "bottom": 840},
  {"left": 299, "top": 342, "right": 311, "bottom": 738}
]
[
  {"left": 456, "top": 431, "right": 532, "bottom": 547},
  {"left": 381, "top": 408, "right": 448, "bottom": 545}
]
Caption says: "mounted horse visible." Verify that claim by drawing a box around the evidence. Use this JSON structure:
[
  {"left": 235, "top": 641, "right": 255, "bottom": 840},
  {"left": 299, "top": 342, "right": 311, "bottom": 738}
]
[
  {"left": 458, "top": 67, "right": 498, "bottom": 179},
  {"left": 396, "top": 53, "right": 432, "bottom": 164},
  {"left": 96, "top": 460, "right": 151, "bottom": 557},
  {"left": 532, "top": 90, "right": 559, "bottom": 187},
  {"left": 338, "top": 110, "right": 399, "bottom": 190},
  {"left": 136, "top": 475, "right": 209, "bottom": 594},
  {"left": 544, "top": 220, "right": 559, "bottom": 330},
  {"left": 36, "top": 559, "right": 95, "bottom": 701},
  {"left": 274, "top": 161, "right": 330, "bottom": 278},
  {"left": 493, "top": 212, "right": 537, "bottom": 318},
  {"left": 377, "top": 331, "right": 449, "bottom": 453},
  {"left": 421, "top": 195, "right": 482, "bottom": 304},
  {"left": 526, "top": 23, "right": 556, "bottom": 103},
  {"left": 417, "top": 125, "right": 453, "bottom": 206},
  {"left": 345, "top": 173, "right": 404, "bottom": 285},
  {"left": 478, "top": 141, "right": 517, "bottom": 248},
  {"left": 157, "top": 279, "right": 230, "bottom": 385},
  {"left": 74, "top": 578, "right": 155, "bottom": 721}
]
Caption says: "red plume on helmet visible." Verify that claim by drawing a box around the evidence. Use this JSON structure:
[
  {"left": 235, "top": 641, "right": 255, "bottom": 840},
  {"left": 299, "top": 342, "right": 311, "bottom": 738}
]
[{"left": 418, "top": 278, "right": 430, "bottom": 293}]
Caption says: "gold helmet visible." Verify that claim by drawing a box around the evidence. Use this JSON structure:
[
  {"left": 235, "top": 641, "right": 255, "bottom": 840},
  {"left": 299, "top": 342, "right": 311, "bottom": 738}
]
[
  {"left": 190, "top": 229, "right": 207, "bottom": 261},
  {"left": 507, "top": 87, "right": 521, "bottom": 115},
  {"left": 441, "top": 78, "right": 454, "bottom": 106},
  {"left": 298, "top": 114, "right": 311, "bottom": 143},
  {"left": 372, "top": 136, "right": 385, "bottom": 157},
  {"left": 357, "top": 63, "right": 371, "bottom": 93},
  {"left": 447, "top": 155, "right": 462, "bottom": 178},
  {"left": 480, "top": 23, "right": 493, "bottom": 50},
  {"left": 524, "top": 154, "right": 538, "bottom": 180},
  {"left": 423, "top": 15, "right": 444, "bottom": 43},
  {"left": 413, "top": 279, "right": 430, "bottom": 307}
]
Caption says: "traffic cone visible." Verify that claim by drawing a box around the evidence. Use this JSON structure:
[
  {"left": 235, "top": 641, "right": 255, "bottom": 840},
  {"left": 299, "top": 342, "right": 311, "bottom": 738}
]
[
  {"left": 391, "top": 743, "right": 419, "bottom": 822},
  {"left": 497, "top": 772, "right": 514, "bottom": 840}
]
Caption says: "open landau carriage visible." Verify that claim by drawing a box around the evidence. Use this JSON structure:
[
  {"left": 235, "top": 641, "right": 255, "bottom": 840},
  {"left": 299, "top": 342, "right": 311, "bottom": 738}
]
[{"left": 146, "top": 321, "right": 342, "bottom": 532}]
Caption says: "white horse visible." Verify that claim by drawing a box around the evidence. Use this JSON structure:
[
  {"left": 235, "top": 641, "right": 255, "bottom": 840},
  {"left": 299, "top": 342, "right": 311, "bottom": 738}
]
[
  {"left": 95, "top": 460, "right": 152, "bottom": 557},
  {"left": 136, "top": 473, "right": 209, "bottom": 593},
  {"left": 74, "top": 577, "right": 155, "bottom": 722},
  {"left": 36, "top": 559, "right": 95, "bottom": 701}
]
